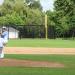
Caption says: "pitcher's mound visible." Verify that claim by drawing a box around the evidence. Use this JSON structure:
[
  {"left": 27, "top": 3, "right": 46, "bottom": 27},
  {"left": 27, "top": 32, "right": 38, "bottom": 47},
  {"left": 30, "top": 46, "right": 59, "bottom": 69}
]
[{"left": 0, "top": 59, "right": 64, "bottom": 68}]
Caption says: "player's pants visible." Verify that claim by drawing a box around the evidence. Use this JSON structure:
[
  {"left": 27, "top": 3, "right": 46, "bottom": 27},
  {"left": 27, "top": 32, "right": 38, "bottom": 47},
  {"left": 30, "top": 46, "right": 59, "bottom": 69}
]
[{"left": 0, "top": 47, "right": 4, "bottom": 58}]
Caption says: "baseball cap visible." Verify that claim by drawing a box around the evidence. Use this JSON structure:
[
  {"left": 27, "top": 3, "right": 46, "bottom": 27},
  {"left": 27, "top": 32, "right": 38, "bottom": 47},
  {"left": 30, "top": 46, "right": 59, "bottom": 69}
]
[{"left": 2, "top": 26, "right": 7, "bottom": 29}]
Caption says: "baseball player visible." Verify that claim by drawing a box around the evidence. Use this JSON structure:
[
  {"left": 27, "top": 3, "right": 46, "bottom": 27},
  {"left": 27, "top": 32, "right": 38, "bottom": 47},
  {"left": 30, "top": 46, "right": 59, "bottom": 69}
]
[
  {"left": 0, "top": 26, "right": 8, "bottom": 58},
  {"left": 1, "top": 26, "right": 8, "bottom": 44}
]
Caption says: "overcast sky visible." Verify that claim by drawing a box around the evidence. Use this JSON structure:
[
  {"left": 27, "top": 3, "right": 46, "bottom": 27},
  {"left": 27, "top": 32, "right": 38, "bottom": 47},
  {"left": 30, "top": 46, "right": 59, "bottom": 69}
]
[
  {"left": 0, "top": 0, "right": 54, "bottom": 11},
  {"left": 40, "top": 0, "right": 54, "bottom": 11}
]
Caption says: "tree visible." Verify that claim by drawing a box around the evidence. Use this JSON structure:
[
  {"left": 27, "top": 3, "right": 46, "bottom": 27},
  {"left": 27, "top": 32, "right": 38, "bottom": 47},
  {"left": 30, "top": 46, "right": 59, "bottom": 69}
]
[
  {"left": 25, "top": 0, "right": 42, "bottom": 10},
  {"left": 0, "top": 0, "right": 28, "bottom": 16},
  {"left": 0, "top": 16, "right": 8, "bottom": 25},
  {"left": 46, "top": 11, "right": 56, "bottom": 26},
  {"left": 0, "top": 0, "right": 44, "bottom": 26},
  {"left": 0, "top": 12, "right": 24, "bottom": 26},
  {"left": 25, "top": 8, "right": 44, "bottom": 25},
  {"left": 6, "top": 12, "right": 25, "bottom": 25},
  {"left": 54, "top": 0, "right": 75, "bottom": 37}
]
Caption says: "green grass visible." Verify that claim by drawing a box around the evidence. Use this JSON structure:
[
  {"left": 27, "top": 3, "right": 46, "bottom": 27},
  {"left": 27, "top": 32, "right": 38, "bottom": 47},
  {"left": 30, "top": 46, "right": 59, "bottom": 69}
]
[
  {"left": 7, "top": 39, "right": 75, "bottom": 48},
  {"left": 5, "top": 54, "right": 75, "bottom": 68},
  {"left": 3, "top": 39, "right": 75, "bottom": 75},
  {"left": 0, "top": 54, "right": 75, "bottom": 75},
  {"left": 0, "top": 67, "right": 75, "bottom": 75}
]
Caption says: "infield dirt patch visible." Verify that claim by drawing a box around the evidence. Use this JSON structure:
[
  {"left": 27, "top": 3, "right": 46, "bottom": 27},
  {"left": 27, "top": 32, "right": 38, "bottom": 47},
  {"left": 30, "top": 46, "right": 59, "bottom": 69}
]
[
  {"left": 2, "top": 47, "right": 74, "bottom": 67},
  {"left": 5, "top": 47, "right": 75, "bottom": 54},
  {"left": 0, "top": 59, "right": 64, "bottom": 68}
]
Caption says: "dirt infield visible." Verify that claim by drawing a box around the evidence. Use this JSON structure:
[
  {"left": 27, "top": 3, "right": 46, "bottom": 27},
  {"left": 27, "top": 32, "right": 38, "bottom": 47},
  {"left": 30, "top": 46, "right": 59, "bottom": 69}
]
[
  {"left": 4, "top": 47, "right": 75, "bottom": 54},
  {"left": 0, "top": 59, "right": 64, "bottom": 68},
  {"left": 1, "top": 47, "right": 74, "bottom": 67}
]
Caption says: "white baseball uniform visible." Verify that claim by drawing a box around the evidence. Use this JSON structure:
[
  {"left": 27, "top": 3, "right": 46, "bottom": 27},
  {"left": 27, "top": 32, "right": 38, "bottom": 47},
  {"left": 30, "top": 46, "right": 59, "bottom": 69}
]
[
  {"left": 1, "top": 31, "right": 8, "bottom": 43},
  {"left": 0, "top": 37, "right": 5, "bottom": 58},
  {"left": 0, "top": 31, "right": 8, "bottom": 58}
]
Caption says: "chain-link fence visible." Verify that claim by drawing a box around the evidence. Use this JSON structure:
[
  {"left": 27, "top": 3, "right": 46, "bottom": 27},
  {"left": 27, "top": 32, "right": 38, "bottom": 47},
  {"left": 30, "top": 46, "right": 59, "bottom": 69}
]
[{"left": 1, "top": 25, "right": 75, "bottom": 39}]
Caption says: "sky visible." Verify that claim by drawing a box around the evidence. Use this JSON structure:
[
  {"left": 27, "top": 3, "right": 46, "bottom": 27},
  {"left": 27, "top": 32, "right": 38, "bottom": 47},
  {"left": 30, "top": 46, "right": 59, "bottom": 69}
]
[
  {"left": 40, "top": 0, "right": 54, "bottom": 11},
  {"left": 0, "top": 0, "right": 4, "bottom": 5},
  {"left": 0, "top": 0, "right": 54, "bottom": 11}
]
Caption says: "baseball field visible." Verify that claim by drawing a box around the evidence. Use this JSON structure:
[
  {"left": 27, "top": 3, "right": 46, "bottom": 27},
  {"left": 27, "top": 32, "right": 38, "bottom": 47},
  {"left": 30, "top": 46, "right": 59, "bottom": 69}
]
[{"left": 0, "top": 39, "right": 75, "bottom": 75}]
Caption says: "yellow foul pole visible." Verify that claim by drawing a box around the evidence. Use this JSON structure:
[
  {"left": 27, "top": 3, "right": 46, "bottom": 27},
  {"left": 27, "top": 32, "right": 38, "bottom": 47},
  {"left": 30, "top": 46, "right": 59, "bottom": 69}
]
[{"left": 45, "top": 14, "right": 48, "bottom": 40}]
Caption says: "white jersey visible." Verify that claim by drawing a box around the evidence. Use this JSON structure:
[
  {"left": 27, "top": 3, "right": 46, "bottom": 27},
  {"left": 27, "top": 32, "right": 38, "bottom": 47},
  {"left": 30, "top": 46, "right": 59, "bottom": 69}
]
[
  {"left": 0, "top": 38, "right": 4, "bottom": 48},
  {"left": 1, "top": 31, "right": 8, "bottom": 43}
]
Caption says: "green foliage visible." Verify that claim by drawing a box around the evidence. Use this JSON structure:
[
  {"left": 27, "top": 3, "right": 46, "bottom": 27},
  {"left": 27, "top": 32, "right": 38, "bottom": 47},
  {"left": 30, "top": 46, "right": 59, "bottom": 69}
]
[
  {"left": 0, "top": 0, "right": 43, "bottom": 26},
  {"left": 6, "top": 12, "right": 25, "bottom": 25},
  {"left": 0, "top": 12, "right": 25, "bottom": 25},
  {"left": 0, "top": 0, "right": 75, "bottom": 38},
  {"left": 46, "top": 11, "right": 56, "bottom": 26},
  {"left": 25, "top": 0, "right": 42, "bottom": 10},
  {"left": 25, "top": 9, "right": 44, "bottom": 25},
  {"left": 53, "top": 0, "right": 75, "bottom": 37}
]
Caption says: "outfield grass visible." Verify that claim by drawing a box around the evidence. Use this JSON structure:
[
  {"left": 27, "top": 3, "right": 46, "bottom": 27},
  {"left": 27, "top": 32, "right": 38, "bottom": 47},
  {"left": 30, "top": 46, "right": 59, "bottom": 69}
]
[
  {"left": 0, "top": 54, "right": 75, "bottom": 75},
  {"left": 7, "top": 39, "right": 75, "bottom": 48},
  {"left": 0, "top": 67, "right": 75, "bottom": 75},
  {"left": 3, "top": 39, "right": 75, "bottom": 75}
]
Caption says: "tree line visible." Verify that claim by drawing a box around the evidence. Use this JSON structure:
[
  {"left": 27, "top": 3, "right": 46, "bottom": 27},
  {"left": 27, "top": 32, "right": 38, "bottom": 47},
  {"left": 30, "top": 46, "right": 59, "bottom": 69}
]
[
  {"left": 0, "top": 0, "right": 75, "bottom": 38},
  {"left": 0, "top": 0, "right": 44, "bottom": 25}
]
